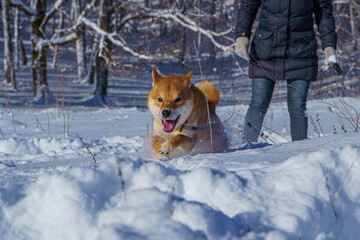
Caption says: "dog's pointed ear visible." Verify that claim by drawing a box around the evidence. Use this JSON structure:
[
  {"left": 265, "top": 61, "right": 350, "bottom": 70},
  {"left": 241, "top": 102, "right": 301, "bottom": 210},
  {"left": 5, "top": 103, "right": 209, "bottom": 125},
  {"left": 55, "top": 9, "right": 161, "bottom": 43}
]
[
  {"left": 152, "top": 70, "right": 162, "bottom": 87},
  {"left": 183, "top": 71, "right": 193, "bottom": 88}
]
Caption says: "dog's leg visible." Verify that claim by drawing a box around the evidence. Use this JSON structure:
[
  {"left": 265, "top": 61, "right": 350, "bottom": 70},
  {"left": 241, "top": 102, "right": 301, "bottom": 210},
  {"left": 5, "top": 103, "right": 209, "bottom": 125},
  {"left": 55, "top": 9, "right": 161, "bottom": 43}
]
[
  {"left": 159, "top": 134, "right": 194, "bottom": 156},
  {"left": 152, "top": 137, "right": 167, "bottom": 158}
]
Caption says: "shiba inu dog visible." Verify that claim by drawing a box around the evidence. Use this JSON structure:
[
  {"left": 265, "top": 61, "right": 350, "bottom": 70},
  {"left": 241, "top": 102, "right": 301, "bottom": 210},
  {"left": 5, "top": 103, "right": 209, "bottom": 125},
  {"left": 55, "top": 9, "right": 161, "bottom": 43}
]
[{"left": 147, "top": 70, "right": 228, "bottom": 159}]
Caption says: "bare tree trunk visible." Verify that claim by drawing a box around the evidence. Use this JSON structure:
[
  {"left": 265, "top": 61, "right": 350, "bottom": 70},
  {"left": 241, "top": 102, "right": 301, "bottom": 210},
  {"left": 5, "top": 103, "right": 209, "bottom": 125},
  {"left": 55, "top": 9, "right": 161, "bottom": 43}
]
[
  {"left": 14, "top": 7, "right": 19, "bottom": 69},
  {"left": 180, "top": 27, "right": 187, "bottom": 68},
  {"left": 197, "top": 0, "right": 202, "bottom": 55},
  {"left": 210, "top": 0, "right": 216, "bottom": 61},
  {"left": 2, "top": 0, "right": 16, "bottom": 89},
  {"left": 86, "top": 2, "right": 100, "bottom": 85},
  {"left": 87, "top": 39, "right": 99, "bottom": 85},
  {"left": 72, "top": 0, "right": 87, "bottom": 81},
  {"left": 92, "top": 0, "right": 113, "bottom": 102},
  {"left": 349, "top": 1, "right": 357, "bottom": 50},
  {"left": 52, "top": 13, "right": 64, "bottom": 68},
  {"left": 95, "top": 52, "right": 108, "bottom": 98},
  {"left": 144, "top": 0, "right": 150, "bottom": 8},
  {"left": 30, "top": 0, "right": 48, "bottom": 99},
  {"left": 159, "top": 0, "right": 167, "bottom": 36},
  {"left": 19, "top": 36, "right": 27, "bottom": 66},
  {"left": 179, "top": 2, "right": 188, "bottom": 68}
]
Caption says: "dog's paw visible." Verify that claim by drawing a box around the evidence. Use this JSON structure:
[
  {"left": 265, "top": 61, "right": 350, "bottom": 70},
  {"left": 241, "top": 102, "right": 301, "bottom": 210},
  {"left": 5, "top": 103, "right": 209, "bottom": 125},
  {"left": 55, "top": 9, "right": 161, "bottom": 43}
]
[{"left": 159, "top": 140, "right": 174, "bottom": 156}]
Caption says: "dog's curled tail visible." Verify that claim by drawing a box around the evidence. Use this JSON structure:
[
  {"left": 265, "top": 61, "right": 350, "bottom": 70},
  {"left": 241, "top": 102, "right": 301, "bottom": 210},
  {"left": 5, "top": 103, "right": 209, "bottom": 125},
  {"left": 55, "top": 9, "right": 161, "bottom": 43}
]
[{"left": 196, "top": 81, "right": 220, "bottom": 112}]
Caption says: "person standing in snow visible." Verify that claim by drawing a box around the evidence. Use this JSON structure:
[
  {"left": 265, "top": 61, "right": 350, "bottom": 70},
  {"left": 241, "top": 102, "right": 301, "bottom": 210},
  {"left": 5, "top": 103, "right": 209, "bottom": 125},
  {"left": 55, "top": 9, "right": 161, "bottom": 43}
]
[{"left": 235, "top": 0, "right": 340, "bottom": 142}]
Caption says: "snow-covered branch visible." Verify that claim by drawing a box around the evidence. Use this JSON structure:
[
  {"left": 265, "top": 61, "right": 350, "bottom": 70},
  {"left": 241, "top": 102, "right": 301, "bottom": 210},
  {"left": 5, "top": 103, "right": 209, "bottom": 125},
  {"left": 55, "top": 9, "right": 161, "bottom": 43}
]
[
  {"left": 146, "top": 11, "right": 235, "bottom": 52},
  {"left": 35, "top": 0, "right": 98, "bottom": 53},
  {"left": 78, "top": 16, "right": 153, "bottom": 60},
  {"left": 37, "top": 32, "right": 77, "bottom": 50},
  {"left": 9, "top": 0, "right": 37, "bottom": 16},
  {"left": 40, "top": 0, "right": 66, "bottom": 31}
]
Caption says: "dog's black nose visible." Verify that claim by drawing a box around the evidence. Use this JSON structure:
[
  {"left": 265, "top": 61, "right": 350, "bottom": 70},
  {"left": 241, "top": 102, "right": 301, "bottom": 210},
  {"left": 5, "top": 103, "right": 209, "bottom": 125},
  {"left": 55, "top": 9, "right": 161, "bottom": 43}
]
[{"left": 162, "top": 109, "right": 172, "bottom": 118}]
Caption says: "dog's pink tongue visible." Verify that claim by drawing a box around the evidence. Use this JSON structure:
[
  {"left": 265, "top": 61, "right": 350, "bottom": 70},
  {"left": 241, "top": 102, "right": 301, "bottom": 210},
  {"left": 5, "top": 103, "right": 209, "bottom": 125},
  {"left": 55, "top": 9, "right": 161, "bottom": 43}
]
[{"left": 163, "top": 120, "right": 176, "bottom": 132}]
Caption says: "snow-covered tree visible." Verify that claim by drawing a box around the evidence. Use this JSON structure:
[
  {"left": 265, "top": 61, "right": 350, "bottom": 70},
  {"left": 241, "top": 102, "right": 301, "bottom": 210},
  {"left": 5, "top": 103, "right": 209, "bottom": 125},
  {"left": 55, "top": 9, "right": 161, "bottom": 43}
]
[
  {"left": 2, "top": 0, "right": 357, "bottom": 106},
  {"left": 9, "top": 0, "right": 67, "bottom": 101},
  {"left": 2, "top": 0, "right": 16, "bottom": 89}
]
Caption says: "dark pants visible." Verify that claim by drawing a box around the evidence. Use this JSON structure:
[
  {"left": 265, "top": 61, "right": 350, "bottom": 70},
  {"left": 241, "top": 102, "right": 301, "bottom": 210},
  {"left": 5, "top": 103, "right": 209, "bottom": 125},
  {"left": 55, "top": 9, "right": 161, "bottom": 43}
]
[{"left": 243, "top": 78, "right": 310, "bottom": 142}]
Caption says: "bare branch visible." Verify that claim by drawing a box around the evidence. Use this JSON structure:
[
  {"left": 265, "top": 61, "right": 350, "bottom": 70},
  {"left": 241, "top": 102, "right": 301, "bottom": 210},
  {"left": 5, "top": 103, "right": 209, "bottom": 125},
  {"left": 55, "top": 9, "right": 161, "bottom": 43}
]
[
  {"left": 76, "top": 133, "right": 97, "bottom": 164},
  {"left": 37, "top": 32, "right": 77, "bottom": 50},
  {"left": 79, "top": 16, "right": 153, "bottom": 60},
  {"left": 9, "top": 0, "right": 37, "bottom": 16},
  {"left": 40, "top": 0, "right": 66, "bottom": 31},
  {"left": 143, "top": 10, "right": 235, "bottom": 52}
]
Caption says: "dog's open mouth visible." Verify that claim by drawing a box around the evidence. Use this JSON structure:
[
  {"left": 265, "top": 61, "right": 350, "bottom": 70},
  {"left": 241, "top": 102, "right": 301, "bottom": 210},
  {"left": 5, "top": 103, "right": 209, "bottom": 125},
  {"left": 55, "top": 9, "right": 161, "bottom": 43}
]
[{"left": 162, "top": 115, "right": 181, "bottom": 132}]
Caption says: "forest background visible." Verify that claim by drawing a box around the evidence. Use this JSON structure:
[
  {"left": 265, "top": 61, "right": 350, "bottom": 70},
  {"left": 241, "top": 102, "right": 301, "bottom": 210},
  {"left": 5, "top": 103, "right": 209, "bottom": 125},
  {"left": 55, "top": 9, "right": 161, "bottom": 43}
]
[{"left": 0, "top": 0, "right": 359, "bottom": 108}]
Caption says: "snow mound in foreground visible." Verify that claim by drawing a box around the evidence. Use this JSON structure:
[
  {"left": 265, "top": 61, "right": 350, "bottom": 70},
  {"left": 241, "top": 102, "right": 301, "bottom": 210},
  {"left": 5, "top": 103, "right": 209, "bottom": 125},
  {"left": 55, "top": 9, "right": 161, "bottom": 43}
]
[{"left": 1, "top": 144, "right": 360, "bottom": 240}]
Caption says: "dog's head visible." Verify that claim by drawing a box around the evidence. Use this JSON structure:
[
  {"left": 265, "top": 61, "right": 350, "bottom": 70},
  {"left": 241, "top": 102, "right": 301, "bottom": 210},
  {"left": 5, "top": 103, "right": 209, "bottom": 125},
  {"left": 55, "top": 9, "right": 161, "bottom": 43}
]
[{"left": 147, "top": 71, "right": 194, "bottom": 133}]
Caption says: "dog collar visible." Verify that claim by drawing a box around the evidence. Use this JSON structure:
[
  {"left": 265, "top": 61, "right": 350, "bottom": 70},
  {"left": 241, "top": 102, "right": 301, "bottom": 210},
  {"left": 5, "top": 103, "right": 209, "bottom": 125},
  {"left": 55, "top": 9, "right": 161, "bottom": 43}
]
[{"left": 179, "top": 120, "right": 218, "bottom": 133}]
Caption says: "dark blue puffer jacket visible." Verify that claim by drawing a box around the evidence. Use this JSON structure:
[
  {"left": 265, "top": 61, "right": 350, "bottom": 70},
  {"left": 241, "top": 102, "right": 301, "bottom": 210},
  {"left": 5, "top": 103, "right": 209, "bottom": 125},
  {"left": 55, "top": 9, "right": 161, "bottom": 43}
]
[{"left": 235, "top": 0, "right": 337, "bottom": 81}]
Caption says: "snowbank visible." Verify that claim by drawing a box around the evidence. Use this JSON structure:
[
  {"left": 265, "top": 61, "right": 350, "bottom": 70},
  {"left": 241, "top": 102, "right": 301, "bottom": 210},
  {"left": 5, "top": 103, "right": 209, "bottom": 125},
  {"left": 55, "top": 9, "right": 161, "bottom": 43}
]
[{"left": 0, "top": 99, "right": 359, "bottom": 239}]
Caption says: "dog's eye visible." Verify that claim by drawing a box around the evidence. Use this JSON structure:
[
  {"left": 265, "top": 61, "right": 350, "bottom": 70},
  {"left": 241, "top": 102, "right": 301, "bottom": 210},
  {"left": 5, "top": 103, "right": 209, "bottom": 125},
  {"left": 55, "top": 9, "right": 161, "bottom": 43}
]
[
  {"left": 175, "top": 97, "right": 182, "bottom": 102},
  {"left": 158, "top": 98, "right": 163, "bottom": 102}
]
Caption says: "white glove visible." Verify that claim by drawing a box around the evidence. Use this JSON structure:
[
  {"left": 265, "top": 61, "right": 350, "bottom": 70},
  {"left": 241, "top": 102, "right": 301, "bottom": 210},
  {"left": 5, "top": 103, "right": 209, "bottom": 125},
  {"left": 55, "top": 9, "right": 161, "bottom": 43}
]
[
  {"left": 322, "top": 47, "right": 338, "bottom": 71},
  {"left": 235, "top": 37, "right": 250, "bottom": 61}
]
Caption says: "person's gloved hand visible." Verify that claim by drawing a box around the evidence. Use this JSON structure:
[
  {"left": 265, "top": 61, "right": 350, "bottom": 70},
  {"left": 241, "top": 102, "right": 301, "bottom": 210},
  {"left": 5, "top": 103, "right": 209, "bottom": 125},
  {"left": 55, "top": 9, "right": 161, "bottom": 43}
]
[
  {"left": 323, "top": 47, "right": 337, "bottom": 67},
  {"left": 235, "top": 37, "right": 250, "bottom": 61},
  {"left": 322, "top": 47, "right": 342, "bottom": 75}
]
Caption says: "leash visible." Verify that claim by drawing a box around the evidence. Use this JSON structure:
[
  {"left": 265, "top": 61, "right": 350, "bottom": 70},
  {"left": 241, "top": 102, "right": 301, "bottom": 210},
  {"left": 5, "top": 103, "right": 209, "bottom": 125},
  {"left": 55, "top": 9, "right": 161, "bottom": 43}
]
[
  {"left": 250, "top": 55, "right": 279, "bottom": 83},
  {"left": 193, "top": 41, "right": 214, "bottom": 154}
]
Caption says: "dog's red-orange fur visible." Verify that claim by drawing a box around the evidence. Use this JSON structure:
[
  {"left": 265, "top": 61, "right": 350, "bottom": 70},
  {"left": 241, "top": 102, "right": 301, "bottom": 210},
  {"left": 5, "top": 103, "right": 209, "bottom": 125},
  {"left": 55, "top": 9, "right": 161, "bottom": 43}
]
[{"left": 147, "top": 71, "right": 228, "bottom": 158}]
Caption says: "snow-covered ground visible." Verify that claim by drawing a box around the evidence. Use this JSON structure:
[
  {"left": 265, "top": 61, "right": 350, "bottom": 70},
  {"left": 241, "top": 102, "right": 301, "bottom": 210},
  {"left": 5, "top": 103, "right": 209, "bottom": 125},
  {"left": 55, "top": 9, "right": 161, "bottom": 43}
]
[{"left": 0, "top": 97, "right": 359, "bottom": 240}]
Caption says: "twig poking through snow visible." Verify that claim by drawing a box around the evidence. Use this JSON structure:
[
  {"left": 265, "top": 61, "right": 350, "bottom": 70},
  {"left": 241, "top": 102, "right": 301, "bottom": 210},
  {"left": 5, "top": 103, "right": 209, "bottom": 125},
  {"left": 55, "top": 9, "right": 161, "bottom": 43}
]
[
  {"left": 0, "top": 160, "right": 16, "bottom": 167},
  {"left": 306, "top": 113, "right": 321, "bottom": 137},
  {"left": 315, "top": 158, "right": 338, "bottom": 219},
  {"left": 335, "top": 151, "right": 359, "bottom": 199},
  {"left": 325, "top": 176, "right": 338, "bottom": 219},
  {"left": 170, "top": 186, "right": 176, "bottom": 216},
  {"left": 237, "top": 124, "right": 253, "bottom": 150},
  {"left": 118, "top": 166, "right": 126, "bottom": 200},
  {"left": 247, "top": 122, "right": 276, "bottom": 145},
  {"left": 76, "top": 133, "right": 97, "bottom": 164},
  {"left": 315, "top": 114, "right": 325, "bottom": 136},
  {"left": 0, "top": 128, "right": 4, "bottom": 139}
]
